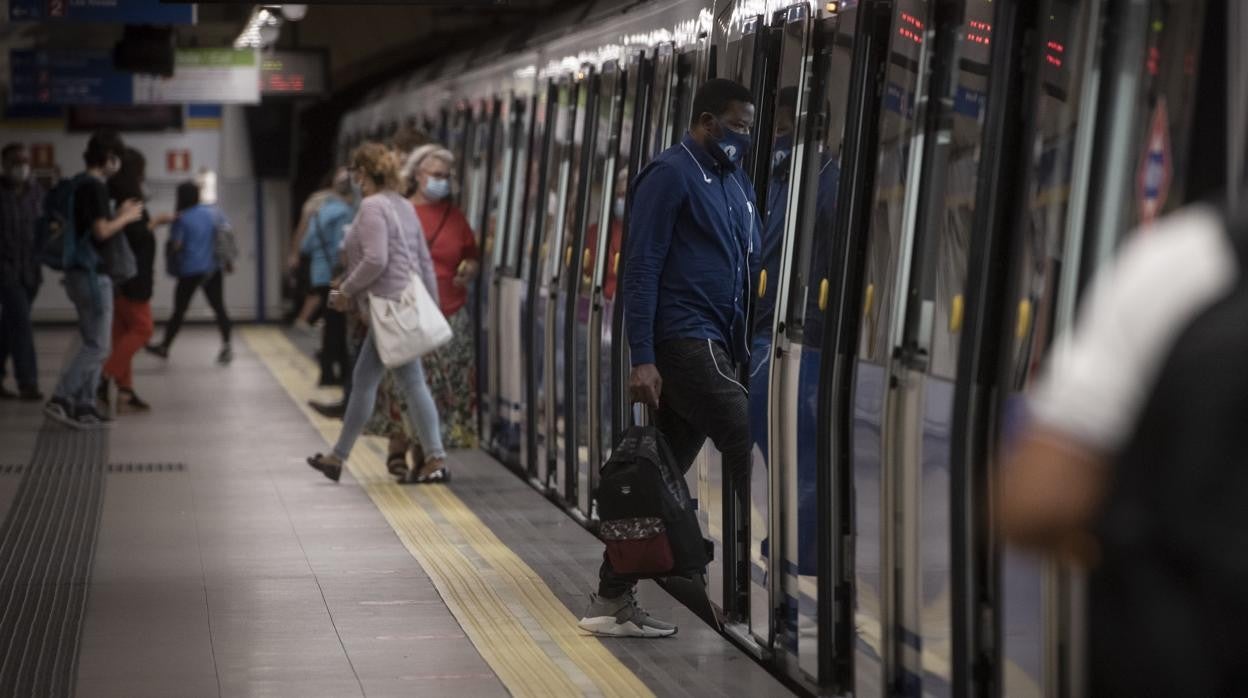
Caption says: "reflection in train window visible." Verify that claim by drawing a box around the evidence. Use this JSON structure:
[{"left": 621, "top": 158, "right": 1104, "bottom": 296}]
[
  {"left": 539, "top": 82, "right": 574, "bottom": 287},
  {"left": 646, "top": 44, "right": 675, "bottom": 162},
  {"left": 504, "top": 97, "right": 533, "bottom": 275}
]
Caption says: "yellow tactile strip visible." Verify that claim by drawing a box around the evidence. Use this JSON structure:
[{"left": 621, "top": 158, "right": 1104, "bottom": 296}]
[{"left": 242, "top": 327, "right": 654, "bottom": 698}]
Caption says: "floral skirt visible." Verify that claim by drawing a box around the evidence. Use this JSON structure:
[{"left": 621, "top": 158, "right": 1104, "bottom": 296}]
[{"left": 363, "top": 307, "right": 478, "bottom": 449}]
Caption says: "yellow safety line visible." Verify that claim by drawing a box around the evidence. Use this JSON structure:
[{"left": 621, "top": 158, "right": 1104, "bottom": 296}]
[{"left": 242, "top": 327, "right": 654, "bottom": 698}]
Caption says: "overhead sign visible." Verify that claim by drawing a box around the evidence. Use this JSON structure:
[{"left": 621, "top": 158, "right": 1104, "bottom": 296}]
[
  {"left": 133, "top": 49, "right": 260, "bottom": 104},
  {"left": 1137, "top": 96, "right": 1172, "bottom": 226},
  {"left": 9, "top": 49, "right": 134, "bottom": 105},
  {"left": 9, "top": 0, "right": 195, "bottom": 24},
  {"left": 261, "top": 51, "right": 328, "bottom": 97},
  {"left": 11, "top": 49, "right": 260, "bottom": 106}
]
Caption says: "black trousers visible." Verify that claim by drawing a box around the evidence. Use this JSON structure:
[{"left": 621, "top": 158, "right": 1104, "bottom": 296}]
[
  {"left": 162, "top": 272, "right": 231, "bottom": 348},
  {"left": 315, "top": 286, "right": 349, "bottom": 384},
  {"left": 597, "top": 338, "right": 751, "bottom": 599}
]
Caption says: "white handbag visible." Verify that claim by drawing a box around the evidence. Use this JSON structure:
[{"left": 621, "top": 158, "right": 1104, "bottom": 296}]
[{"left": 368, "top": 198, "right": 453, "bottom": 368}]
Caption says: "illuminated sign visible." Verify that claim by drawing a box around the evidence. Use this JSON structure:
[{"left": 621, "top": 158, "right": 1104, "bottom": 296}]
[
  {"left": 261, "top": 50, "right": 328, "bottom": 97},
  {"left": 967, "top": 20, "right": 992, "bottom": 46},
  {"left": 899, "top": 12, "right": 924, "bottom": 44},
  {"left": 1045, "top": 40, "right": 1065, "bottom": 67}
]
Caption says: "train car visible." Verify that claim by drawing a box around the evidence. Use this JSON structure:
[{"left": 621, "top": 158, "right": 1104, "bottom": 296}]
[{"left": 336, "top": 0, "right": 1222, "bottom": 694}]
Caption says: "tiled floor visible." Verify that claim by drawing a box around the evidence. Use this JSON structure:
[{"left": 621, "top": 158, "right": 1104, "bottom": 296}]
[{"left": 0, "top": 327, "right": 792, "bottom": 697}]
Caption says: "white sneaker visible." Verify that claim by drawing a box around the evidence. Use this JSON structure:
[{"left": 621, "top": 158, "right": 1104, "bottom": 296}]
[{"left": 578, "top": 591, "right": 677, "bottom": 638}]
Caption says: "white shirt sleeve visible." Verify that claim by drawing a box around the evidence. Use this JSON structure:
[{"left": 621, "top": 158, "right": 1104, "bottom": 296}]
[{"left": 1027, "top": 205, "right": 1237, "bottom": 453}]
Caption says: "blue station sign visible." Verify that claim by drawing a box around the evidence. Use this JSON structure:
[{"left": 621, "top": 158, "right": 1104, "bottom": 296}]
[{"left": 9, "top": 0, "right": 195, "bottom": 24}]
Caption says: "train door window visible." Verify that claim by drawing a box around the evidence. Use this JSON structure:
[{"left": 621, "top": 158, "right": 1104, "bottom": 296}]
[
  {"left": 522, "top": 87, "right": 554, "bottom": 286},
  {"left": 563, "top": 69, "right": 596, "bottom": 287},
  {"left": 449, "top": 105, "right": 472, "bottom": 200},
  {"left": 581, "top": 62, "right": 622, "bottom": 306},
  {"left": 670, "top": 49, "right": 697, "bottom": 148},
  {"left": 541, "top": 81, "right": 575, "bottom": 287},
  {"left": 646, "top": 44, "right": 676, "bottom": 161},
  {"left": 721, "top": 15, "right": 763, "bottom": 84},
  {"left": 486, "top": 97, "right": 510, "bottom": 270},
  {"left": 504, "top": 95, "right": 533, "bottom": 276}
]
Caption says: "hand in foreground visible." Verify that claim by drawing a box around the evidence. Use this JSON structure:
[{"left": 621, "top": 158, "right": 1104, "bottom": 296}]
[{"left": 629, "top": 364, "right": 662, "bottom": 410}]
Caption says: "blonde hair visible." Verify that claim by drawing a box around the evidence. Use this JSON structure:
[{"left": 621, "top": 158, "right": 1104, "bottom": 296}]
[{"left": 351, "top": 142, "right": 402, "bottom": 191}]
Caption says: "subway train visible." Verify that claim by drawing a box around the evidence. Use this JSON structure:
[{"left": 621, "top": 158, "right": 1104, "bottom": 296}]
[{"left": 335, "top": 0, "right": 1239, "bottom": 694}]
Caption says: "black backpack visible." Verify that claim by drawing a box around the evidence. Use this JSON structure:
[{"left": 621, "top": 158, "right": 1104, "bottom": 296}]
[
  {"left": 1088, "top": 207, "right": 1248, "bottom": 696},
  {"left": 596, "top": 426, "right": 712, "bottom": 579}
]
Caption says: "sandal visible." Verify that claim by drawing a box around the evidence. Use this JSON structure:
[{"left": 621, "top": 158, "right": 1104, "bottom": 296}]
[
  {"left": 306, "top": 453, "right": 342, "bottom": 482},
  {"left": 386, "top": 451, "right": 408, "bottom": 478},
  {"left": 409, "top": 458, "right": 450, "bottom": 485}
]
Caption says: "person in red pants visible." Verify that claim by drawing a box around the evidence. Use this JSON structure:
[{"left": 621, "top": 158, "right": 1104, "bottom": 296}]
[{"left": 100, "top": 148, "right": 171, "bottom": 411}]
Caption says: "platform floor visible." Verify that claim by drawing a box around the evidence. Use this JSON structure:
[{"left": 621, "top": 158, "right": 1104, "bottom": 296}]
[{"left": 0, "top": 326, "right": 791, "bottom": 698}]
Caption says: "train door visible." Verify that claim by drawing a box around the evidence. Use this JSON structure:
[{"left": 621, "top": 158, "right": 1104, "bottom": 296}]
[
  {"left": 476, "top": 98, "right": 505, "bottom": 459},
  {"left": 464, "top": 100, "right": 495, "bottom": 448},
  {"left": 848, "top": 0, "right": 937, "bottom": 693},
  {"left": 573, "top": 61, "right": 625, "bottom": 519},
  {"left": 494, "top": 93, "right": 533, "bottom": 468},
  {"left": 536, "top": 79, "right": 576, "bottom": 493},
  {"left": 554, "top": 70, "right": 596, "bottom": 512},
  {"left": 608, "top": 51, "right": 650, "bottom": 447},
  {"left": 765, "top": 2, "right": 892, "bottom": 688},
  {"left": 523, "top": 84, "right": 555, "bottom": 481}
]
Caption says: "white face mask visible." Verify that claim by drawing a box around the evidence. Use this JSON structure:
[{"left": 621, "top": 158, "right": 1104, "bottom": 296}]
[{"left": 5, "top": 164, "right": 30, "bottom": 183}]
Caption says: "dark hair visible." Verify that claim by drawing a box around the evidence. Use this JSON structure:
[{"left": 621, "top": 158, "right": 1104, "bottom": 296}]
[
  {"left": 176, "top": 180, "right": 200, "bottom": 213},
  {"left": 84, "top": 129, "right": 125, "bottom": 168},
  {"left": 108, "top": 147, "right": 147, "bottom": 203},
  {"left": 689, "top": 79, "right": 754, "bottom": 128},
  {"left": 1, "top": 143, "right": 22, "bottom": 162}
]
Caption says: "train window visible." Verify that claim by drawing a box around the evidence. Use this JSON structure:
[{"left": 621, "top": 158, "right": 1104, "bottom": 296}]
[
  {"left": 783, "top": 10, "right": 857, "bottom": 345},
  {"left": 669, "top": 49, "right": 696, "bottom": 148},
  {"left": 581, "top": 62, "right": 623, "bottom": 303},
  {"left": 503, "top": 95, "right": 533, "bottom": 275},
  {"left": 911, "top": 0, "right": 996, "bottom": 381},
  {"left": 486, "top": 97, "right": 510, "bottom": 270},
  {"left": 857, "top": 0, "right": 933, "bottom": 364},
  {"left": 521, "top": 87, "right": 553, "bottom": 285},
  {"left": 539, "top": 81, "right": 575, "bottom": 288},
  {"left": 449, "top": 106, "right": 472, "bottom": 201},
  {"left": 646, "top": 44, "right": 676, "bottom": 162},
  {"left": 561, "top": 70, "right": 596, "bottom": 286},
  {"left": 721, "top": 15, "right": 762, "bottom": 85}
]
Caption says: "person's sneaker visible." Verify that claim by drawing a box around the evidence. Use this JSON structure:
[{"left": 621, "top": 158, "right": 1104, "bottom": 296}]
[
  {"left": 73, "top": 404, "right": 112, "bottom": 429},
  {"left": 308, "top": 400, "right": 346, "bottom": 419},
  {"left": 578, "top": 591, "right": 677, "bottom": 638},
  {"left": 217, "top": 344, "right": 233, "bottom": 365},
  {"left": 119, "top": 389, "right": 151, "bottom": 412},
  {"left": 43, "top": 397, "right": 77, "bottom": 428},
  {"left": 145, "top": 343, "right": 169, "bottom": 359}
]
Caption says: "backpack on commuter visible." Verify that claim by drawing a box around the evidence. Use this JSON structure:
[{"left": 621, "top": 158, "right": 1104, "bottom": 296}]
[
  {"left": 38, "top": 174, "right": 94, "bottom": 272},
  {"left": 596, "top": 425, "right": 712, "bottom": 579}
]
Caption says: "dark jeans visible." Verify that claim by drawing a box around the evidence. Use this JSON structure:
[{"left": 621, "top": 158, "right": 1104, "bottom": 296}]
[
  {"left": 597, "top": 338, "right": 751, "bottom": 599},
  {"left": 0, "top": 283, "right": 38, "bottom": 389},
  {"left": 316, "top": 286, "right": 349, "bottom": 384},
  {"left": 162, "top": 272, "right": 231, "bottom": 348}
]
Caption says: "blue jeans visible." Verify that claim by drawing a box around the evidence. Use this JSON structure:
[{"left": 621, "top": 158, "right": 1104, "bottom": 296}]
[
  {"left": 0, "top": 283, "right": 38, "bottom": 389},
  {"left": 54, "top": 271, "right": 113, "bottom": 410},
  {"left": 333, "top": 331, "right": 446, "bottom": 462}
]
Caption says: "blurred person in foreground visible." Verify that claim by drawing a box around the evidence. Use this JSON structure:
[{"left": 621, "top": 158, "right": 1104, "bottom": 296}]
[
  {"left": 363, "top": 144, "right": 479, "bottom": 479},
  {"left": 1000, "top": 200, "right": 1248, "bottom": 696},
  {"left": 305, "top": 143, "right": 447, "bottom": 484},
  {"left": 287, "top": 171, "right": 336, "bottom": 330}
]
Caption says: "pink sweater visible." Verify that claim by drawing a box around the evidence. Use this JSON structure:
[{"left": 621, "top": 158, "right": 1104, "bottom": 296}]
[{"left": 339, "top": 191, "right": 439, "bottom": 315}]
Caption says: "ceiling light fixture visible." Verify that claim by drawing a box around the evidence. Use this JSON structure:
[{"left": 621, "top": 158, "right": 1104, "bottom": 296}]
[{"left": 234, "top": 6, "right": 283, "bottom": 49}]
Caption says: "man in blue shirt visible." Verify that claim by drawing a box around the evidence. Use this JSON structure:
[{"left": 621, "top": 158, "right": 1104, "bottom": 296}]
[{"left": 580, "top": 79, "right": 762, "bottom": 638}]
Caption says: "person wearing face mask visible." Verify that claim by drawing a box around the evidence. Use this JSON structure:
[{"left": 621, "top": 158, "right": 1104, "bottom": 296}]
[
  {"left": 301, "top": 167, "right": 356, "bottom": 387},
  {"left": 362, "top": 145, "right": 480, "bottom": 478},
  {"left": 0, "top": 143, "right": 46, "bottom": 401},
  {"left": 44, "top": 130, "right": 145, "bottom": 429},
  {"left": 579, "top": 79, "right": 762, "bottom": 638}
]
